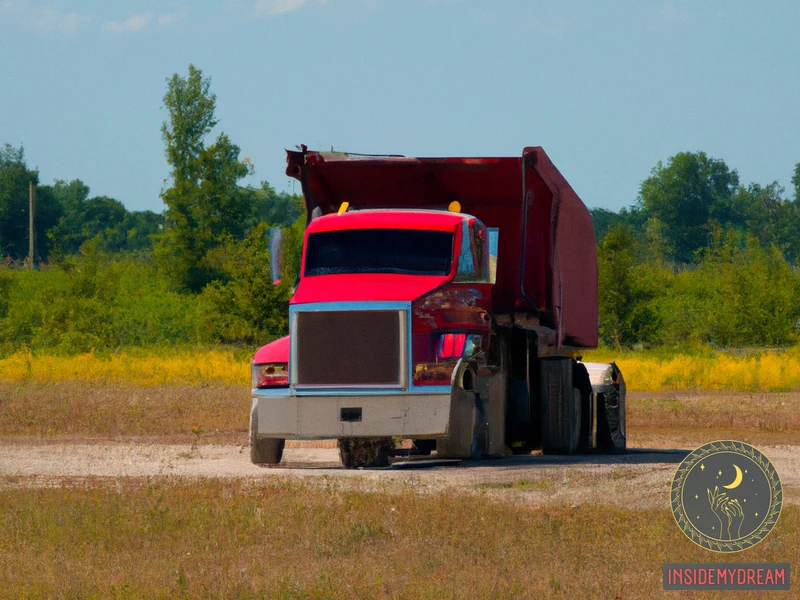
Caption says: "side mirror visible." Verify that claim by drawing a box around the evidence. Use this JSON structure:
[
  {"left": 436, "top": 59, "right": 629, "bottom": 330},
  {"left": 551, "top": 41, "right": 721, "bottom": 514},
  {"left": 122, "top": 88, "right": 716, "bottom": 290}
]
[{"left": 269, "top": 226, "right": 283, "bottom": 284}]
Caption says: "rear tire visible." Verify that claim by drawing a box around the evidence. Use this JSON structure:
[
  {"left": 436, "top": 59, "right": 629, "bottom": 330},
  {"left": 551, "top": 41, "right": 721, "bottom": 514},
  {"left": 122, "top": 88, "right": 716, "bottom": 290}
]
[
  {"left": 249, "top": 403, "right": 285, "bottom": 466},
  {"left": 573, "top": 362, "right": 593, "bottom": 452},
  {"left": 540, "top": 357, "right": 581, "bottom": 455},
  {"left": 338, "top": 438, "right": 394, "bottom": 468}
]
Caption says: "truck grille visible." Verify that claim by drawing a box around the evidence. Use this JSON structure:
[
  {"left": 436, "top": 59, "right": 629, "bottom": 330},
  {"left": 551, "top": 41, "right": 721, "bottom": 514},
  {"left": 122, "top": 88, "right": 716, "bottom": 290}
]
[{"left": 294, "top": 310, "right": 404, "bottom": 387}]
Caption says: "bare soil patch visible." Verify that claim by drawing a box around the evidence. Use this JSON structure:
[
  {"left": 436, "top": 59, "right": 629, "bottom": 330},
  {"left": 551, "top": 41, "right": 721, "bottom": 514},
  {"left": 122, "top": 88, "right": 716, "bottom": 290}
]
[
  {"left": 2, "top": 434, "right": 799, "bottom": 511},
  {"left": 2, "top": 385, "right": 799, "bottom": 510}
]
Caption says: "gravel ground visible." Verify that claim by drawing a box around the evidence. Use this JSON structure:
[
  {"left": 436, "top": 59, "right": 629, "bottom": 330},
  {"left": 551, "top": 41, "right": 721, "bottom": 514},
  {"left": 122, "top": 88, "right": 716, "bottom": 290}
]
[{"left": 2, "top": 436, "right": 797, "bottom": 509}]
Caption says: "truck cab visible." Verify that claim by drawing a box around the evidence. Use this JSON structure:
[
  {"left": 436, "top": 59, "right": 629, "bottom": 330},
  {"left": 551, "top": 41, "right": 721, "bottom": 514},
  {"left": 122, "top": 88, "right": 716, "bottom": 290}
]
[{"left": 250, "top": 147, "right": 626, "bottom": 467}]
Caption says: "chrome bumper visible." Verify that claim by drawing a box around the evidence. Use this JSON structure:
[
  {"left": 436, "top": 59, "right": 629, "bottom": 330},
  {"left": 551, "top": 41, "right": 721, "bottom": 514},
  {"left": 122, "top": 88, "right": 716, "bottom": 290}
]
[{"left": 251, "top": 389, "right": 452, "bottom": 439}]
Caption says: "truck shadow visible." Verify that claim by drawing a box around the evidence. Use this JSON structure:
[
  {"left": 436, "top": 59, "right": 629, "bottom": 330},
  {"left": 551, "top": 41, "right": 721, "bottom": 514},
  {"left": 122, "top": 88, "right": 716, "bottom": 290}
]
[{"left": 390, "top": 448, "right": 691, "bottom": 470}]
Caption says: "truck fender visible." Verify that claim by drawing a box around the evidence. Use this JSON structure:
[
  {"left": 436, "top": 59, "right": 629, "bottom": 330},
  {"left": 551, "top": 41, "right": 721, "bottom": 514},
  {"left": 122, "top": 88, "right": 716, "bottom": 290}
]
[{"left": 439, "top": 358, "right": 506, "bottom": 459}]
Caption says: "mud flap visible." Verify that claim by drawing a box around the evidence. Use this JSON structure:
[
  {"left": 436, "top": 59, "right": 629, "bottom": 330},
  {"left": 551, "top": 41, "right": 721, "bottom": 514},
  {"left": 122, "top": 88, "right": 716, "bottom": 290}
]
[
  {"left": 476, "top": 368, "right": 506, "bottom": 457},
  {"left": 539, "top": 356, "right": 581, "bottom": 455},
  {"left": 250, "top": 400, "right": 285, "bottom": 466},
  {"left": 437, "top": 360, "right": 506, "bottom": 459},
  {"left": 597, "top": 363, "right": 626, "bottom": 452},
  {"left": 437, "top": 386, "right": 475, "bottom": 459}
]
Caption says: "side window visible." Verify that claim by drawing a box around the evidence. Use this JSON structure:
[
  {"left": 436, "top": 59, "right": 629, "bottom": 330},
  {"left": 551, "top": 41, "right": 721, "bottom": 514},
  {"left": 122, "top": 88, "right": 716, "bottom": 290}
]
[
  {"left": 455, "top": 220, "right": 476, "bottom": 281},
  {"left": 455, "top": 219, "right": 491, "bottom": 283}
]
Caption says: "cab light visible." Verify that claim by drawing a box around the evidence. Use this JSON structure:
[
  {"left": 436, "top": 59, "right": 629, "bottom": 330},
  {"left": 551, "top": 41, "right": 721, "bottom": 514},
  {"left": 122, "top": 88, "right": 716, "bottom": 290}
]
[
  {"left": 437, "top": 333, "right": 467, "bottom": 361},
  {"left": 252, "top": 363, "right": 289, "bottom": 388}
]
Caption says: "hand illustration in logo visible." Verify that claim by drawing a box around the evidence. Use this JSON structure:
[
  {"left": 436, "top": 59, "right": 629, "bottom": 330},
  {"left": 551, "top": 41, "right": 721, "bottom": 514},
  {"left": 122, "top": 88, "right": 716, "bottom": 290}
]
[
  {"left": 723, "top": 498, "right": 745, "bottom": 539},
  {"left": 708, "top": 486, "right": 745, "bottom": 540}
]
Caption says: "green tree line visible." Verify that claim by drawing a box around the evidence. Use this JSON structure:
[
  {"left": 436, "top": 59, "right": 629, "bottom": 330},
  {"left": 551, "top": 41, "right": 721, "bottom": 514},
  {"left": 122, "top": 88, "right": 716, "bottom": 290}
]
[
  {"left": 593, "top": 152, "right": 800, "bottom": 349},
  {"left": 0, "top": 65, "right": 304, "bottom": 355},
  {"left": 2, "top": 63, "right": 800, "bottom": 356}
]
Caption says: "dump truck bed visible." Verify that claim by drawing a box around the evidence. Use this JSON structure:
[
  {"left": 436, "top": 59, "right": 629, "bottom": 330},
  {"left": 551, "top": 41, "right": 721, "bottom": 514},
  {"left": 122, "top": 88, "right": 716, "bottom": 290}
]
[{"left": 286, "top": 146, "right": 598, "bottom": 349}]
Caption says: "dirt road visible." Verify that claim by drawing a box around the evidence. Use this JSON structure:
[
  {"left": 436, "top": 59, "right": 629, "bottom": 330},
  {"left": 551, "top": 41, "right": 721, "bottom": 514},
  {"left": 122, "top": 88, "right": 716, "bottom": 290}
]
[{"left": 2, "top": 437, "right": 798, "bottom": 510}]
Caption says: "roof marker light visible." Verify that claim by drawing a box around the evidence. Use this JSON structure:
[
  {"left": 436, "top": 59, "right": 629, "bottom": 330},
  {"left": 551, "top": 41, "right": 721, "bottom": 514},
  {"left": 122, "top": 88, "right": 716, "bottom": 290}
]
[
  {"left": 448, "top": 200, "right": 461, "bottom": 213},
  {"left": 338, "top": 201, "right": 349, "bottom": 214}
]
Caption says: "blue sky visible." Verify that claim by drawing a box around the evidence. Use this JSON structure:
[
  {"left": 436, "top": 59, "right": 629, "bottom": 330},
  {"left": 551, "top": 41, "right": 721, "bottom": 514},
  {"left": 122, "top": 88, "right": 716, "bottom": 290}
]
[{"left": 2, "top": 1, "right": 799, "bottom": 214}]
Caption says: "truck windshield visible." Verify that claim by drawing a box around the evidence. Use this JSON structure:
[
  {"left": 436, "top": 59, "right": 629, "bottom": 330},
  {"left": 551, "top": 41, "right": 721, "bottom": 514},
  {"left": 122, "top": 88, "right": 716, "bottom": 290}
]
[{"left": 305, "top": 229, "right": 454, "bottom": 276}]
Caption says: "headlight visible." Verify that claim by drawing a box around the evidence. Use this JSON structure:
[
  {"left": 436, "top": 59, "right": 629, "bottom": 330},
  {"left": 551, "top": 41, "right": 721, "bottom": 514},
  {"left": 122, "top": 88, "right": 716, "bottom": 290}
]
[{"left": 252, "top": 363, "right": 289, "bottom": 388}]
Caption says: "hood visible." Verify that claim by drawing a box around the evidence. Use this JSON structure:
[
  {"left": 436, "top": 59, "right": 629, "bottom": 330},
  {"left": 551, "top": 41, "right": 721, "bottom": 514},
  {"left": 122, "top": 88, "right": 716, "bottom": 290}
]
[
  {"left": 290, "top": 273, "right": 450, "bottom": 304},
  {"left": 253, "top": 335, "right": 290, "bottom": 364}
]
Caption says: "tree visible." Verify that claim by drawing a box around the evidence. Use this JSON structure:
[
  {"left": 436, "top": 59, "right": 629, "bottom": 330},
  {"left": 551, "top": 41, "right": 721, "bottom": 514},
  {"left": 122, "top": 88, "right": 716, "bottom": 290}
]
[
  {"left": 596, "top": 225, "right": 665, "bottom": 348},
  {"left": 793, "top": 162, "right": 800, "bottom": 202},
  {"left": 589, "top": 207, "right": 624, "bottom": 244},
  {"left": 96, "top": 210, "right": 163, "bottom": 253},
  {"left": 0, "top": 144, "right": 62, "bottom": 261},
  {"left": 281, "top": 214, "right": 307, "bottom": 284},
  {"left": 0, "top": 144, "right": 33, "bottom": 258},
  {"left": 692, "top": 230, "right": 800, "bottom": 347},
  {"left": 47, "top": 195, "right": 127, "bottom": 256},
  {"left": 725, "top": 182, "right": 800, "bottom": 263},
  {"left": 155, "top": 65, "right": 255, "bottom": 291},
  {"left": 49, "top": 179, "right": 90, "bottom": 213},
  {"left": 638, "top": 152, "right": 739, "bottom": 263},
  {"left": 200, "top": 223, "right": 291, "bottom": 343},
  {"left": 247, "top": 181, "right": 304, "bottom": 227}
]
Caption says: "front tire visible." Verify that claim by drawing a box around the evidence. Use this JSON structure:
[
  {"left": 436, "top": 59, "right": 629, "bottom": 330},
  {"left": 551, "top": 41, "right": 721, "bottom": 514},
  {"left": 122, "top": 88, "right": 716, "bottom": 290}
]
[{"left": 249, "top": 402, "right": 285, "bottom": 466}]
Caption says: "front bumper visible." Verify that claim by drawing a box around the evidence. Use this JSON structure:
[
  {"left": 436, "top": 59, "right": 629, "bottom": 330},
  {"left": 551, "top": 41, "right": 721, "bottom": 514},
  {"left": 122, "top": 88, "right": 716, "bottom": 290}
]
[{"left": 252, "top": 389, "right": 452, "bottom": 439}]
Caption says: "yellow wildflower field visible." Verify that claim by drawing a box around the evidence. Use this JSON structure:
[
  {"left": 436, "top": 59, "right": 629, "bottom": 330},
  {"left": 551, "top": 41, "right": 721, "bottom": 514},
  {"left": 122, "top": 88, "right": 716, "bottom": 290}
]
[
  {"left": 0, "top": 348, "right": 248, "bottom": 386},
  {"left": 1, "top": 346, "right": 799, "bottom": 391},
  {"left": 584, "top": 347, "right": 800, "bottom": 392}
]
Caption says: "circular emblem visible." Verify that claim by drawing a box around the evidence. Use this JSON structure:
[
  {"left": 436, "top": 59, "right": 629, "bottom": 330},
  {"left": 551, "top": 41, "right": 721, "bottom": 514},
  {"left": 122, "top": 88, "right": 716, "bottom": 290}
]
[{"left": 671, "top": 440, "right": 782, "bottom": 552}]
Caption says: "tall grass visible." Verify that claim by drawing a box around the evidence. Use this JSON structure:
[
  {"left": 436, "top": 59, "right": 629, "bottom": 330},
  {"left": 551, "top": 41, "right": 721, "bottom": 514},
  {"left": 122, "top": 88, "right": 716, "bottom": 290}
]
[
  {"left": 0, "top": 381, "right": 247, "bottom": 439},
  {"left": 584, "top": 346, "right": 800, "bottom": 392},
  {"left": 0, "top": 348, "right": 248, "bottom": 386},
  {"left": 0, "top": 478, "right": 796, "bottom": 599},
  {"left": 2, "top": 346, "right": 799, "bottom": 391}
]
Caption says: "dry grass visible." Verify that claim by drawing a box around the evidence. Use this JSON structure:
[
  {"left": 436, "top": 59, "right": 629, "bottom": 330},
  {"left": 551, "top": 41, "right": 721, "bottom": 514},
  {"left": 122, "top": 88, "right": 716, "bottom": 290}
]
[
  {"left": 0, "top": 477, "right": 796, "bottom": 599},
  {"left": 3, "top": 382, "right": 800, "bottom": 444},
  {"left": 627, "top": 389, "right": 800, "bottom": 447},
  {"left": 0, "top": 381, "right": 248, "bottom": 443},
  {"left": 629, "top": 390, "right": 800, "bottom": 435}
]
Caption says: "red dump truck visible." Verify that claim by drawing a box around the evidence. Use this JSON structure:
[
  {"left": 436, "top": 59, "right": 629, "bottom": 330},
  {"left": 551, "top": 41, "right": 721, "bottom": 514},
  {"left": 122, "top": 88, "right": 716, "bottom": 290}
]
[{"left": 250, "top": 146, "right": 626, "bottom": 467}]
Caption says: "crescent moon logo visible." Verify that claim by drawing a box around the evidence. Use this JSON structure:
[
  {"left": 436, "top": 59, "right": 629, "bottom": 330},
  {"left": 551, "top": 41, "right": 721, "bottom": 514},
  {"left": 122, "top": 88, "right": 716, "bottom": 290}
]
[
  {"left": 671, "top": 441, "right": 782, "bottom": 552},
  {"left": 723, "top": 464, "right": 743, "bottom": 489}
]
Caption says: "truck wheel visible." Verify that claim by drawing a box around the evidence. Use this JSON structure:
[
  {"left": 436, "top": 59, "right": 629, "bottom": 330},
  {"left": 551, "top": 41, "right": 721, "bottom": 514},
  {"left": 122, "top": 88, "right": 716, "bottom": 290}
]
[
  {"left": 572, "top": 362, "right": 593, "bottom": 452},
  {"left": 338, "top": 438, "right": 394, "bottom": 468},
  {"left": 540, "top": 357, "right": 581, "bottom": 455},
  {"left": 249, "top": 403, "right": 285, "bottom": 466}
]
